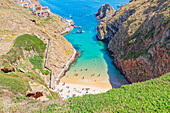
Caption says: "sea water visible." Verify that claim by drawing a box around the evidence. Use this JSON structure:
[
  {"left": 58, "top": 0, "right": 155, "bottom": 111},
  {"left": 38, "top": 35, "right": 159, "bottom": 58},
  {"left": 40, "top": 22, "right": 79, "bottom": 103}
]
[{"left": 39, "top": 0, "right": 129, "bottom": 88}]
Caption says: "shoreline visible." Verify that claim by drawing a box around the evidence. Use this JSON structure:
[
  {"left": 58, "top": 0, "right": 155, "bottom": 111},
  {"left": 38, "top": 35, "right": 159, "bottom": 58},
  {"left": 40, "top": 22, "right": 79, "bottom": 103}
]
[
  {"left": 52, "top": 81, "right": 111, "bottom": 100},
  {"left": 106, "top": 48, "right": 131, "bottom": 84},
  {"left": 30, "top": 0, "right": 129, "bottom": 100}
]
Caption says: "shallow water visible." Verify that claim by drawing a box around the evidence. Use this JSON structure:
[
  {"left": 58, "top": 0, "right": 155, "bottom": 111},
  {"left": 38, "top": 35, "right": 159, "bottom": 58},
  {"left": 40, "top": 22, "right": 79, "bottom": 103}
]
[{"left": 39, "top": 0, "right": 130, "bottom": 88}]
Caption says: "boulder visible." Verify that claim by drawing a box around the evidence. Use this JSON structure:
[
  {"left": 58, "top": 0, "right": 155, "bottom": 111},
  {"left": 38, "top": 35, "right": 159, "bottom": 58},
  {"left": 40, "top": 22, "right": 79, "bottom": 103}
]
[{"left": 18, "top": 68, "right": 26, "bottom": 73}]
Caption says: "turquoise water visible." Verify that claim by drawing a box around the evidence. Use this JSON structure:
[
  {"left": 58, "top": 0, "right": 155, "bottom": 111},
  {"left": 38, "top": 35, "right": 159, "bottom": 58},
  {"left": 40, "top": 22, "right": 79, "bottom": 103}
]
[{"left": 40, "top": 0, "right": 129, "bottom": 88}]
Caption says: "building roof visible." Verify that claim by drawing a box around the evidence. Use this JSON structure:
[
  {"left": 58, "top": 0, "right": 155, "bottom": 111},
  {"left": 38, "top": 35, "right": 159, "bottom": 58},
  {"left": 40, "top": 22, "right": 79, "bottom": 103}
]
[
  {"left": 35, "top": 10, "right": 42, "bottom": 13},
  {"left": 33, "top": 2, "right": 39, "bottom": 5},
  {"left": 42, "top": 6, "right": 48, "bottom": 8},
  {"left": 18, "top": 1, "right": 29, "bottom": 4},
  {"left": 25, "top": 4, "right": 34, "bottom": 8},
  {"left": 36, "top": 6, "right": 42, "bottom": 10}
]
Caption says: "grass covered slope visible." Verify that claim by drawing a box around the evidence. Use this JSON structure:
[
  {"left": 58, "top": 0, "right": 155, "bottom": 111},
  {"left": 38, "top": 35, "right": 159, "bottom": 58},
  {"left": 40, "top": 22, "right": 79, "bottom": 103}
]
[
  {"left": 0, "top": 71, "right": 30, "bottom": 95},
  {"left": 1, "top": 34, "right": 47, "bottom": 74},
  {"left": 45, "top": 73, "right": 170, "bottom": 112},
  {"left": 0, "top": 34, "right": 60, "bottom": 112}
]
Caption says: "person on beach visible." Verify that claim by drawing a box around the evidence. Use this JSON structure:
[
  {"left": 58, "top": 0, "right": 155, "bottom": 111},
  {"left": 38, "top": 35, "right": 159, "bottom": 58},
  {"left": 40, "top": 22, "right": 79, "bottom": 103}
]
[{"left": 97, "top": 74, "right": 100, "bottom": 77}]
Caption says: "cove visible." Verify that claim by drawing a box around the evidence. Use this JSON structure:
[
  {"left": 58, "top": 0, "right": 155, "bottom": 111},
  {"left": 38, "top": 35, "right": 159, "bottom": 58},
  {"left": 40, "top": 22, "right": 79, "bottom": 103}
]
[{"left": 39, "top": 0, "right": 129, "bottom": 88}]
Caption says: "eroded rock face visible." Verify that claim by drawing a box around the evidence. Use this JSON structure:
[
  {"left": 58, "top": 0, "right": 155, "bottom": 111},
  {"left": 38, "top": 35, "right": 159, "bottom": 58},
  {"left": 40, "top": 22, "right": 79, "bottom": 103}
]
[
  {"left": 27, "top": 82, "right": 52, "bottom": 101},
  {"left": 95, "top": 3, "right": 115, "bottom": 21},
  {"left": 97, "top": 0, "right": 170, "bottom": 83},
  {"left": 26, "top": 92, "right": 43, "bottom": 99},
  {"left": 1, "top": 67, "right": 15, "bottom": 73}
]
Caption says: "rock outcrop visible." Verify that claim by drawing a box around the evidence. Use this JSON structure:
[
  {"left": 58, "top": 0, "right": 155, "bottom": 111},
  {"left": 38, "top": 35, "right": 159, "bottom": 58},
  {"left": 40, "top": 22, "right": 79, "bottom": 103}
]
[
  {"left": 97, "top": 0, "right": 170, "bottom": 83},
  {"left": 95, "top": 3, "right": 115, "bottom": 21}
]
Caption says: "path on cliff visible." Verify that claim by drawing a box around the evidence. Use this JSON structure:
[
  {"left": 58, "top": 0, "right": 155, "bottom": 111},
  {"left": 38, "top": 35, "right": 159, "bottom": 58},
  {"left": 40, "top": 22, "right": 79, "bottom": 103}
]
[
  {"left": 43, "top": 29, "right": 76, "bottom": 88},
  {"left": 56, "top": 48, "right": 77, "bottom": 82}
]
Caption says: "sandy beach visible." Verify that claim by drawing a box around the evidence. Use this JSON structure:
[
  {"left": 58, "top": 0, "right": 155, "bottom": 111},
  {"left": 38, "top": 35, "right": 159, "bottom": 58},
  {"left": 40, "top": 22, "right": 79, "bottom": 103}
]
[
  {"left": 53, "top": 80, "right": 112, "bottom": 100},
  {"left": 53, "top": 63, "right": 113, "bottom": 100}
]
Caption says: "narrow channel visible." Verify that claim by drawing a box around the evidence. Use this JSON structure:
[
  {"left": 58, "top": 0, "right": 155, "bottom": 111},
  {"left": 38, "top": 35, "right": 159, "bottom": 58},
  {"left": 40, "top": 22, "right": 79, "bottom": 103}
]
[{"left": 39, "top": 0, "right": 130, "bottom": 88}]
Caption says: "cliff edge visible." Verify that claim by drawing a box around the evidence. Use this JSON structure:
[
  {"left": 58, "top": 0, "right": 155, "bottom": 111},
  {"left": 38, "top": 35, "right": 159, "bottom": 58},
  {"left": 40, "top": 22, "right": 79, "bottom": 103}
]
[{"left": 97, "top": 0, "right": 169, "bottom": 83}]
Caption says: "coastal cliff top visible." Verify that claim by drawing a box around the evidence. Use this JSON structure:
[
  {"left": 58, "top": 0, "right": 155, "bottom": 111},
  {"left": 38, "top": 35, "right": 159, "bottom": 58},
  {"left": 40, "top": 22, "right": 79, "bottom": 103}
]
[{"left": 0, "top": 0, "right": 68, "bottom": 55}]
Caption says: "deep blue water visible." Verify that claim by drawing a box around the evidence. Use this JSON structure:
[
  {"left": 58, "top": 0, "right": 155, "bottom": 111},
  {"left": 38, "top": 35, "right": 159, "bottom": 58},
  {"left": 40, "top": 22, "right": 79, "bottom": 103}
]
[{"left": 39, "top": 0, "right": 130, "bottom": 88}]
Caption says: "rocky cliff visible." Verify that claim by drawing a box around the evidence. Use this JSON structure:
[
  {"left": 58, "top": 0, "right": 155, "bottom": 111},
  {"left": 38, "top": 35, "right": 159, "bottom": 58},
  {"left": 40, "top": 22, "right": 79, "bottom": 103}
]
[
  {"left": 97, "top": 0, "right": 169, "bottom": 83},
  {"left": 95, "top": 3, "right": 115, "bottom": 21}
]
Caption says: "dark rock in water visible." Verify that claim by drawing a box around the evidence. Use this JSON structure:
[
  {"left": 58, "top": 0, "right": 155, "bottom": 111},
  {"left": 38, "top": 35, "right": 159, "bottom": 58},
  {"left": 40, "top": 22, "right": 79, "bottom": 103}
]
[{"left": 95, "top": 3, "right": 115, "bottom": 21}]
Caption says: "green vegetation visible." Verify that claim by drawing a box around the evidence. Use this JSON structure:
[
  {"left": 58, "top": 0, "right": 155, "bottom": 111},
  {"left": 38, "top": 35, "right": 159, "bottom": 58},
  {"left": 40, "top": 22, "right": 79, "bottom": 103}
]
[
  {"left": 0, "top": 71, "right": 30, "bottom": 95},
  {"left": 111, "top": 25, "right": 119, "bottom": 32},
  {"left": 42, "top": 73, "right": 170, "bottom": 112},
  {"left": 0, "top": 34, "right": 59, "bottom": 108},
  {"left": 29, "top": 55, "right": 44, "bottom": 73},
  {"left": 1, "top": 34, "right": 47, "bottom": 74},
  {"left": 1, "top": 34, "right": 46, "bottom": 64},
  {"left": 128, "top": 38, "right": 137, "bottom": 44}
]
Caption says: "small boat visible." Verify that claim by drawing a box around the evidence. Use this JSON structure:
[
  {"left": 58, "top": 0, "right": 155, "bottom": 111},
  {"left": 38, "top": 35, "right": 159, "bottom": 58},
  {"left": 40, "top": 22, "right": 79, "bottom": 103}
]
[
  {"left": 69, "top": 15, "right": 73, "bottom": 19},
  {"left": 74, "top": 25, "right": 77, "bottom": 28},
  {"left": 80, "top": 30, "right": 85, "bottom": 33},
  {"left": 79, "top": 26, "right": 82, "bottom": 29},
  {"left": 117, "top": 5, "right": 121, "bottom": 8},
  {"left": 77, "top": 30, "right": 80, "bottom": 33}
]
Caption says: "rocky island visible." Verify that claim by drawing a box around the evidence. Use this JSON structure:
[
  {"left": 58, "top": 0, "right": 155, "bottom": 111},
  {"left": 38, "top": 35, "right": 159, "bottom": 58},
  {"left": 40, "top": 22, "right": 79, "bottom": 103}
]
[{"left": 95, "top": 3, "right": 115, "bottom": 21}]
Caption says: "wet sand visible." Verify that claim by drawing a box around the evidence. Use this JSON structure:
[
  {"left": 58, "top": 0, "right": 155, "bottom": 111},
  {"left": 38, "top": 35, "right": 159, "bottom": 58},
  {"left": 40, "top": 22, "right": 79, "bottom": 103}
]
[{"left": 60, "top": 76, "right": 112, "bottom": 89}]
